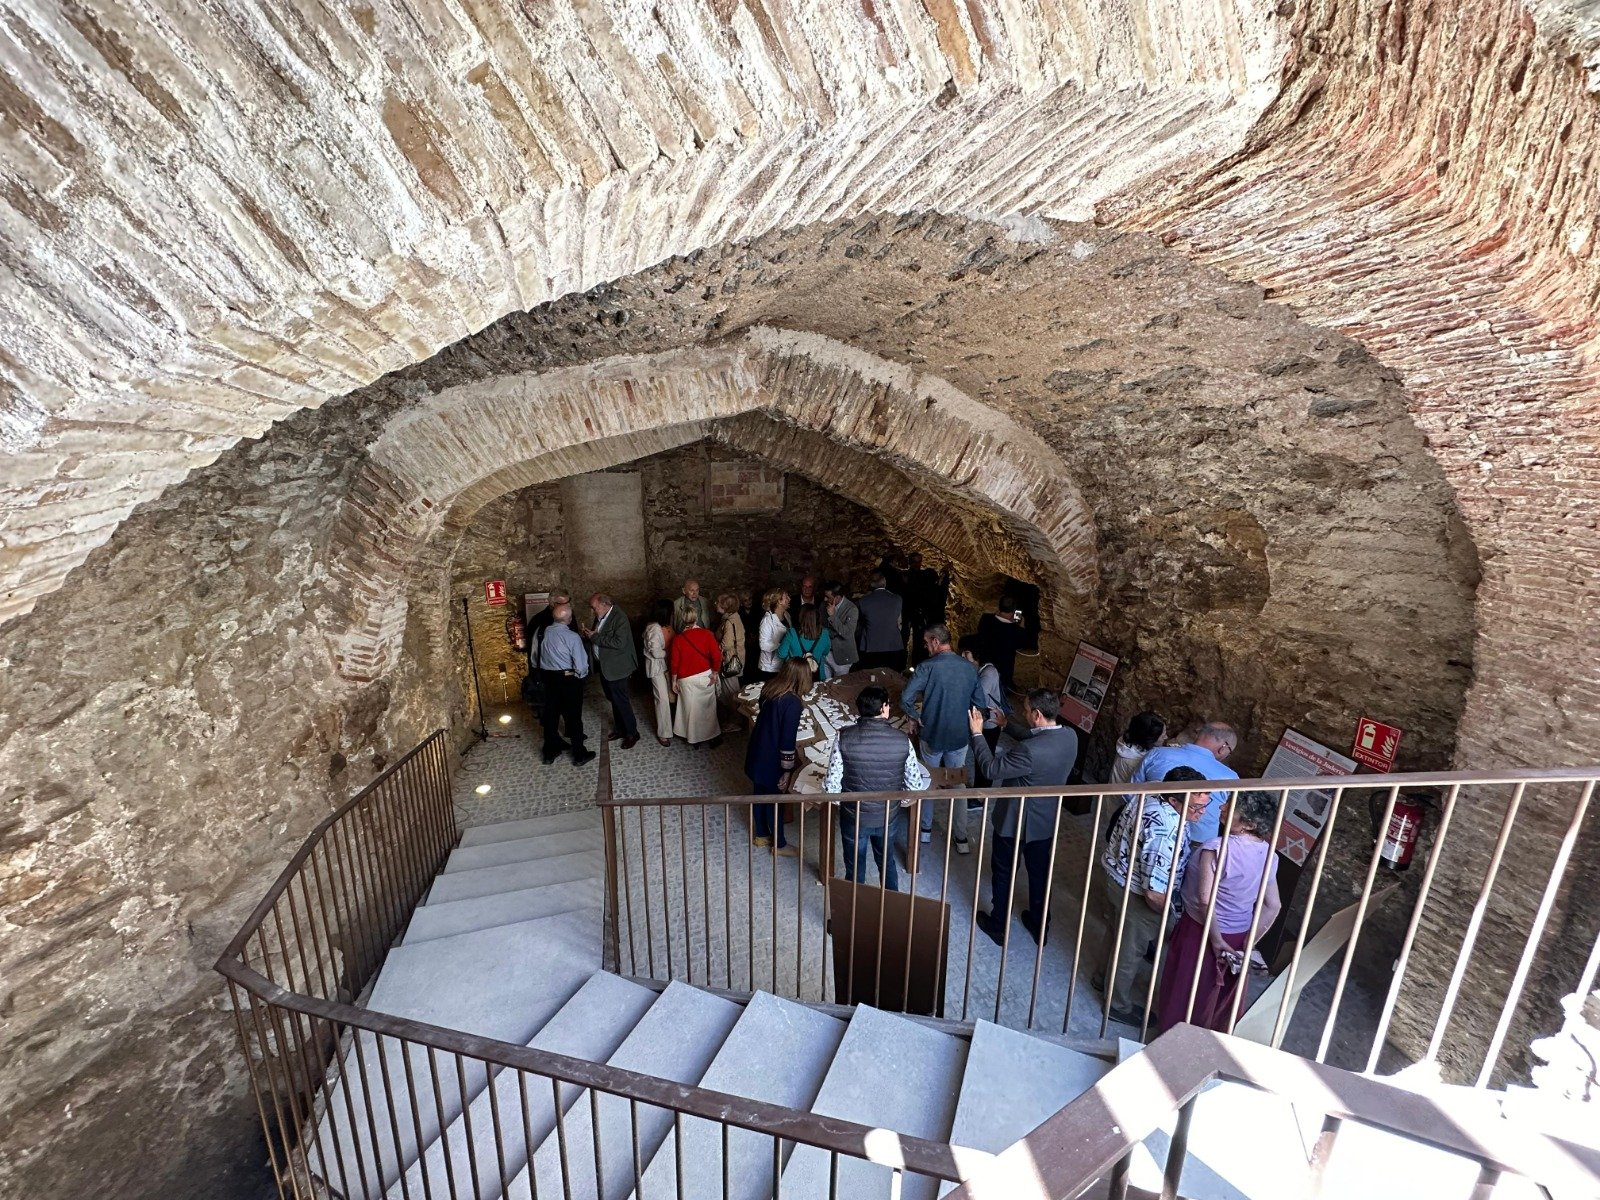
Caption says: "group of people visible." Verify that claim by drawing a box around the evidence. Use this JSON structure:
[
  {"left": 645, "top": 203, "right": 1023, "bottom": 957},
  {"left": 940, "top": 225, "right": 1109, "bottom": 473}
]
[
  {"left": 520, "top": 571, "right": 1274, "bottom": 1037},
  {"left": 1091, "top": 712, "right": 1280, "bottom": 1033}
]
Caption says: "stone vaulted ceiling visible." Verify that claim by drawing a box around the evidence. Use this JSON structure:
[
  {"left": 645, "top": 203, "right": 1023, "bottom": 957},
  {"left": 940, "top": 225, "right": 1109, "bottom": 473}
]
[{"left": 1, "top": 0, "right": 1598, "bottom": 777}]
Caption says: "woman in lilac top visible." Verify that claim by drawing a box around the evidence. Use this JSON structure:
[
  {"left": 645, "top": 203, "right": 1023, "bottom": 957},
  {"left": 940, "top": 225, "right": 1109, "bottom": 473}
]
[{"left": 1156, "top": 790, "right": 1282, "bottom": 1033}]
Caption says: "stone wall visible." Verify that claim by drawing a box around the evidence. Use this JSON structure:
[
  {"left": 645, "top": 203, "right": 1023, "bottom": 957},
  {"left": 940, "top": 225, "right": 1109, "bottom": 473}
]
[{"left": 634, "top": 444, "right": 895, "bottom": 610}]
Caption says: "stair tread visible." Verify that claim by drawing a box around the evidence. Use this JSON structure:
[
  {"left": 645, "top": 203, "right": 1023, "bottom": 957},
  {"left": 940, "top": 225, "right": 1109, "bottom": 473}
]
[
  {"left": 937, "top": 1019, "right": 1108, "bottom": 1191},
  {"left": 314, "top": 911, "right": 601, "bottom": 1199},
  {"left": 780, "top": 1005, "right": 969, "bottom": 1200},
  {"left": 389, "top": 971, "right": 658, "bottom": 1200},
  {"left": 426, "top": 849, "right": 604, "bottom": 904},
  {"left": 632, "top": 991, "right": 846, "bottom": 1200},
  {"left": 442, "top": 827, "right": 603, "bottom": 874},
  {"left": 514, "top": 981, "right": 744, "bottom": 1200},
  {"left": 458, "top": 809, "right": 599, "bottom": 847},
  {"left": 404, "top": 876, "right": 603, "bottom": 944}
]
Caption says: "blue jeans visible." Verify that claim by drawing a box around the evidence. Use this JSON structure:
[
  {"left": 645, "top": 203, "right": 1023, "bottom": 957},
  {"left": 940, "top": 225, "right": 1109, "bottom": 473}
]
[
  {"left": 919, "top": 746, "right": 971, "bottom": 841},
  {"left": 837, "top": 803, "right": 898, "bottom": 891}
]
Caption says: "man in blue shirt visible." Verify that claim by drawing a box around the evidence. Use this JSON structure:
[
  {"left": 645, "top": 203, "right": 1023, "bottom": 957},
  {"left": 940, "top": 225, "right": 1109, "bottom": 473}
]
[
  {"left": 1128, "top": 722, "right": 1239, "bottom": 843},
  {"left": 539, "top": 604, "right": 595, "bottom": 765},
  {"left": 901, "top": 624, "right": 988, "bottom": 853}
]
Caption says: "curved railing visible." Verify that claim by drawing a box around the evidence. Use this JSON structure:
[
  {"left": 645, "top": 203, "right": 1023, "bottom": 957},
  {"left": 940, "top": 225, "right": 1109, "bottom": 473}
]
[{"left": 216, "top": 729, "right": 1600, "bottom": 1200}]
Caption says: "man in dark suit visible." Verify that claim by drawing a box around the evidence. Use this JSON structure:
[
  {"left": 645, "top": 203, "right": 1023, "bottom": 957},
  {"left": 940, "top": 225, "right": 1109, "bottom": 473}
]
[
  {"left": 585, "top": 593, "right": 640, "bottom": 749},
  {"left": 855, "top": 572, "right": 905, "bottom": 671},
  {"left": 968, "top": 689, "right": 1079, "bottom": 946}
]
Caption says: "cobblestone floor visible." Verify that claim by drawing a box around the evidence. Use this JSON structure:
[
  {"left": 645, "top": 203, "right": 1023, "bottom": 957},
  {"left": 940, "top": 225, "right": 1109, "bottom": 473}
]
[{"left": 450, "top": 688, "right": 1394, "bottom": 1064}]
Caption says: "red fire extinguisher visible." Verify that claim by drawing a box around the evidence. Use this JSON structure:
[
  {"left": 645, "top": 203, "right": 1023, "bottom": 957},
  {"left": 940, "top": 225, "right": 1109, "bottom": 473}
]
[
  {"left": 1379, "top": 792, "right": 1427, "bottom": 870},
  {"left": 507, "top": 612, "right": 526, "bottom": 653}
]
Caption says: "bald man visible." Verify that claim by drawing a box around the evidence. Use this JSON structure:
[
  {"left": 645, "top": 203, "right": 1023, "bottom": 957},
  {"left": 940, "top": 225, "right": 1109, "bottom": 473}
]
[
  {"left": 1129, "top": 721, "right": 1240, "bottom": 844},
  {"left": 672, "top": 579, "right": 711, "bottom": 633},
  {"left": 538, "top": 603, "right": 594, "bottom": 765}
]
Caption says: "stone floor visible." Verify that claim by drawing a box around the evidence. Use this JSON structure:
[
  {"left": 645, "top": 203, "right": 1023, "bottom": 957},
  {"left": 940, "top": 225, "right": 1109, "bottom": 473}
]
[{"left": 450, "top": 690, "right": 1397, "bottom": 1066}]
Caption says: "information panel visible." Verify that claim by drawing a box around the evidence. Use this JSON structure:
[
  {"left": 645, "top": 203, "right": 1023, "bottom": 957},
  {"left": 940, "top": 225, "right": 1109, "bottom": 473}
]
[
  {"left": 1059, "top": 642, "right": 1118, "bottom": 733},
  {"left": 1264, "top": 728, "right": 1357, "bottom": 865}
]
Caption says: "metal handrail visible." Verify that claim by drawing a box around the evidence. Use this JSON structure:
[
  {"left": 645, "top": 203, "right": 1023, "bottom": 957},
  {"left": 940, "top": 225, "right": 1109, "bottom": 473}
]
[
  {"left": 218, "top": 729, "right": 453, "bottom": 963},
  {"left": 943, "top": 1023, "right": 1600, "bottom": 1199},
  {"left": 594, "top": 762, "right": 1600, "bottom": 808},
  {"left": 217, "top": 955, "right": 977, "bottom": 1184}
]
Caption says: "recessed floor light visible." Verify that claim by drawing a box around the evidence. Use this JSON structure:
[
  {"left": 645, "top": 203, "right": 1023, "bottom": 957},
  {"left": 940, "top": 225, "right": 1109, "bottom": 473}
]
[
  {"left": 498, "top": 714, "right": 513, "bottom": 725},
  {"left": 474, "top": 783, "right": 492, "bottom": 795}
]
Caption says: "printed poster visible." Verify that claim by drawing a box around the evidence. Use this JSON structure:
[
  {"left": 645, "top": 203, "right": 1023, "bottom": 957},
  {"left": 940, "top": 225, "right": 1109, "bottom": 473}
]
[
  {"left": 1059, "top": 642, "right": 1118, "bottom": 733},
  {"left": 1265, "top": 728, "right": 1358, "bottom": 865}
]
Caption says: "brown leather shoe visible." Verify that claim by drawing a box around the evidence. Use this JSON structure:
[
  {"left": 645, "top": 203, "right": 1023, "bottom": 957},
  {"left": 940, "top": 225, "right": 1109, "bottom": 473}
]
[
  {"left": 606, "top": 730, "right": 625, "bottom": 742},
  {"left": 621, "top": 735, "right": 639, "bottom": 749}
]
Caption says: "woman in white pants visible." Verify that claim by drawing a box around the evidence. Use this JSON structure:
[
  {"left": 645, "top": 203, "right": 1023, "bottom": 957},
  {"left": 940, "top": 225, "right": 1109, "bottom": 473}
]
[{"left": 642, "top": 600, "right": 675, "bottom": 746}]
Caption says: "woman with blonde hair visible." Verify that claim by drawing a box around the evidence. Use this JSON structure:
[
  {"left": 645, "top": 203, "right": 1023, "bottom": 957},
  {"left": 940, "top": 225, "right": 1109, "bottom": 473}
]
[
  {"left": 757, "top": 588, "right": 790, "bottom": 680},
  {"left": 668, "top": 605, "right": 724, "bottom": 748},
  {"left": 743, "top": 657, "right": 812, "bottom": 853},
  {"left": 642, "top": 599, "right": 676, "bottom": 746}
]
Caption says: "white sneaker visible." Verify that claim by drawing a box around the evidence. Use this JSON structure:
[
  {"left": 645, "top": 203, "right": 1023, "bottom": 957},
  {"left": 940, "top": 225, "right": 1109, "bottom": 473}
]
[
  {"left": 955, "top": 839, "right": 971, "bottom": 855},
  {"left": 920, "top": 830, "right": 932, "bottom": 843}
]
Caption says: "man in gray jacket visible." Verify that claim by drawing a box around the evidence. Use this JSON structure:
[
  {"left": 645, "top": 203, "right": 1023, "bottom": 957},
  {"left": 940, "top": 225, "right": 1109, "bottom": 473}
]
[
  {"left": 823, "top": 581, "right": 860, "bottom": 677},
  {"left": 968, "top": 689, "right": 1079, "bottom": 946},
  {"left": 585, "top": 593, "right": 639, "bottom": 749}
]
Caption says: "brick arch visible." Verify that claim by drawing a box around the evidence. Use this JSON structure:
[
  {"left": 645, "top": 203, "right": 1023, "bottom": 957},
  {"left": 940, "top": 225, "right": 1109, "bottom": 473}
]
[{"left": 328, "top": 331, "right": 1096, "bottom": 681}]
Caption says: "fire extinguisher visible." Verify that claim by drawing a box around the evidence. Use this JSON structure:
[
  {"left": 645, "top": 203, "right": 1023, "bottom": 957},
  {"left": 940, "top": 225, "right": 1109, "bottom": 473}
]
[
  {"left": 507, "top": 612, "right": 526, "bottom": 653},
  {"left": 1378, "top": 791, "right": 1427, "bottom": 871}
]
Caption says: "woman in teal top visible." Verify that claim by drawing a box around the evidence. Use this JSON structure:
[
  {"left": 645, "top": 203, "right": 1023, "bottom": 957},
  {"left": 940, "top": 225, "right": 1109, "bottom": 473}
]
[{"left": 777, "top": 604, "right": 832, "bottom": 681}]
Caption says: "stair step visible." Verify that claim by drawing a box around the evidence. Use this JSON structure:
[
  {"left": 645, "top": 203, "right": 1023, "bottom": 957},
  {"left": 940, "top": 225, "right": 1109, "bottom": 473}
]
[
  {"left": 442, "top": 827, "right": 603, "bottom": 874},
  {"left": 389, "top": 972, "right": 659, "bottom": 1200},
  {"left": 459, "top": 809, "right": 599, "bottom": 847},
  {"left": 780, "top": 1006, "right": 969, "bottom": 1200},
  {"left": 313, "top": 911, "right": 601, "bottom": 1199},
  {"left": 513, "top": 981, "right": 744, "bottom": 1200},
  {"left": 631, "top": 991, "right": 846, "bottom": 1200},
  {"left": 427, "top": 849, "right": 604, "bottom": 905},
  {"left": 938, "top": 1021, "right": 1110, "bottom": 1195},
  {"left": 1115, "top": 1039, "right": 1314, "bottom": 1200},
  {"left": 1319, "top": 1118, "right": 1544, "bottom": 1200},
  {"left": 404, "top": 877, "right": 603, "bottom": 944}
]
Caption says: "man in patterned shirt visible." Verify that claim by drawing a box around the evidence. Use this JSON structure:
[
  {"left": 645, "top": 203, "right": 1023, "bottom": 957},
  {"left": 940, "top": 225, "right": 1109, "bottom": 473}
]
[{"left": 1091, "top": 765, "right": 1209, "bottom": 1025}]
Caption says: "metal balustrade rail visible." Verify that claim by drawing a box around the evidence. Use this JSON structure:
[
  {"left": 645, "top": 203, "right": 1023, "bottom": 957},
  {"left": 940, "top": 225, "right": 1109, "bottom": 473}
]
[
  {"left": 216, "top": 732, "right": 975, "bottom": 1200},
  {"left": 215, "top": 728, "right": 1600, "bottom": 1200},
  {"left": 598, "top": 765, "right": 1600, "bottom": 1087}
]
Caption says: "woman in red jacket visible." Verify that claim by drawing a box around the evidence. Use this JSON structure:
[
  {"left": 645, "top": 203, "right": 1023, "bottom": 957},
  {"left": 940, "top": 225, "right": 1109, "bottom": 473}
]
[{"left": 668, "top": 607, "right": 723, "bottom": 748}]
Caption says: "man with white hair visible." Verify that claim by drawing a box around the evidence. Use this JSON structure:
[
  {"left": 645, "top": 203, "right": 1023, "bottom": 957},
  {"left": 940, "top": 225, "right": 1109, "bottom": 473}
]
[
  {"left": 672, "top": 578, "right": 711, "bottom": 633},
  {"left": 539, "top": 602, "right": 594, "bottom": 765},
  {"left": 1129, "top": 721, "right": 1240, "bottom": 844}
]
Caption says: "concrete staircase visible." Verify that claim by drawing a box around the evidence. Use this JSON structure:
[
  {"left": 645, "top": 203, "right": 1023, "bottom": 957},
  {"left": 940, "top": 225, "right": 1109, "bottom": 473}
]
[{"left": 306, "top": 808, "right": 1352, "bottom": 1200}]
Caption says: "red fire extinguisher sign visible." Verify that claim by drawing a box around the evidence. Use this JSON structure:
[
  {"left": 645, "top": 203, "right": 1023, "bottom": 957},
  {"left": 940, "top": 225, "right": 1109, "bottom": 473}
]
[
  {"left": 484, "top": 580, "right": 507, "bottom": 606},
  {"left": 1352, "top": 717, "right": 1402, "bottom": 772}
]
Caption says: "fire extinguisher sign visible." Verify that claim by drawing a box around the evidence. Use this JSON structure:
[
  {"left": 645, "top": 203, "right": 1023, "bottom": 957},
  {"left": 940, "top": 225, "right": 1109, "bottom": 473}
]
[
  {"left": 484, "top": 580, "right": 507, "bottom": 606},
  {"left": 1352, "top": 717, "right": 1402, "bottom": 772}
]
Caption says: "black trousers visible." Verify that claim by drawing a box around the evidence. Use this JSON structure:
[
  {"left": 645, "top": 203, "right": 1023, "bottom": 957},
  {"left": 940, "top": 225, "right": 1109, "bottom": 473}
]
[
  {"left": 991, "top": 834, "right": 1052, "bottom": 923},
  {"left": 601, "top": 674, "right": 638, "bottom": 739},
  {"left": 542, "top": 671, "right": 587, "bottom": 756},
  {"left": 857, "top": 649, "right": 907, "bottom": 672}
]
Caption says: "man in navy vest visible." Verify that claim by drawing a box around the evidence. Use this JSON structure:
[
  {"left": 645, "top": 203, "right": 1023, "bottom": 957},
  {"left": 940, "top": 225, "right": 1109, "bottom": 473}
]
[
  {"left": 824, "top": 686, "right": 931, "bottom": 891},
  {"left": 968, "top": 689, "right": 1078, "bottom": 945}
]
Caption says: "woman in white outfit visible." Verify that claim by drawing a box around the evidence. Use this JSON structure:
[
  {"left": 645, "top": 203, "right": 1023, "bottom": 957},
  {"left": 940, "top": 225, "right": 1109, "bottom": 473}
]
[
  {"left": 642, "top": 600, "right": 675, "bottom": 746},
  {"left": 757, "top": 588, "right": 790, "bottom": 680}
]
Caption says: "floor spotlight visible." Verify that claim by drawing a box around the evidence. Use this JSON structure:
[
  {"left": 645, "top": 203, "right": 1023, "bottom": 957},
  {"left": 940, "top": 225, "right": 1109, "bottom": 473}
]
[
  {"left": 474, "top": 783, "right": 492, "bottom": 796},
  {"left": 498, "top": 713, "right": 513, "bottom": 725}
]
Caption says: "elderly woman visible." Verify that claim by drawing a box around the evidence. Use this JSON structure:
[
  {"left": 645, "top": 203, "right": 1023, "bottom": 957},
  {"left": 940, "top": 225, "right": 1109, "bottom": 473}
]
[
  {"left": 715, "top": 591, "right": 746, "bottom": 712},
  {"left": 642, "top": 599, "right": 675, "bottom": 746},
  {"left": 668, "top": 606, "right": 723, "bottom": 748},
  {"left": 757, "top": 588, "right": 790, "bottom": 680},
  {"left": 1156, "top": 789, "right": 1282, "bottom": 1034}
]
